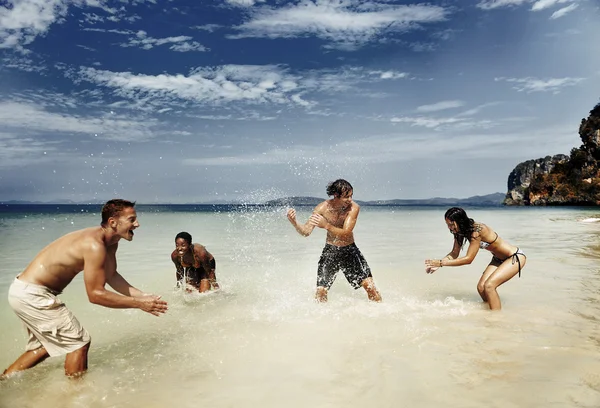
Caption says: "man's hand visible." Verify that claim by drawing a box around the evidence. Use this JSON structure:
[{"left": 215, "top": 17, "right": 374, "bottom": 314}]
[
  {"left": 308, "top": 213, "right": 328, "bottom": 229},
  {"left": 137, "top": 295, "right": 168, "bottom": 316},
  {"left": 287, "top": 208, "right": 297, "bottom": 224}
]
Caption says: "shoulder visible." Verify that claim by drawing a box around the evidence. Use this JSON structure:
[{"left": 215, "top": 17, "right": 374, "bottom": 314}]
[
  {"left": 314, "top": 201, "right": 329, "bottom": 213},
  {"left": 193, "top": 243, "right": 208, "bottom": 255},
  {"left": 170, "top": 250, "right": 178, "bottom": 261},
  {"left": 83, "top": 227, "right": 108, "bottom": 249},
  {"left": 352, "top": 202, "right": 360, "bottom": 212},
  {"left": 471, "top": 222, "right": 484, "bottom": 240},
  {"left": 77, "top": 228, "right": 110, "bottom": 259}
]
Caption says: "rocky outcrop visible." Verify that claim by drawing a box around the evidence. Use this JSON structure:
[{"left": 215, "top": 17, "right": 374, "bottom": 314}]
[
  {"left": 504, "top": 155, "right": 569, "bottom": 205},
  {"left": 504, "top": 101, "right": 600, "bottom": 206}
]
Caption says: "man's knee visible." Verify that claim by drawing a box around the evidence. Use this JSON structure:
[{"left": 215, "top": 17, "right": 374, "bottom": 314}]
[{"left": 64, "top": 342, "right": 90, "bottom": 377}]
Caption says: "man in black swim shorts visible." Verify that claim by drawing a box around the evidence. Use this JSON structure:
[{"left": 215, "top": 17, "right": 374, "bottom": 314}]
[{"left": 287, "top": 179, "right": 382, "bottom": 302}]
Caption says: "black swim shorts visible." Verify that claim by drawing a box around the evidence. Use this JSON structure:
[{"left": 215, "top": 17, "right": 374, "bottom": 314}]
[
  {"left": 182, "top": 258, "right": 216, "bottom": 286},
  {"left": 316, "top": 243, "right": 373, "bottom": 290}
]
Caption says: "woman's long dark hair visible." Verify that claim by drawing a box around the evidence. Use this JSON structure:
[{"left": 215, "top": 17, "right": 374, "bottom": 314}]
[{"left": 444, "top": 207, "right": 475, "bottom": 247}]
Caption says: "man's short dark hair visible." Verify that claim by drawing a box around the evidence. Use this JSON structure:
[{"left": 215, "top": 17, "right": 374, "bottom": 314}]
[
  {"left": 326, "top": 179, "right": 353, "bottom": 197},
  {"left": 175, "top": 231, "right": 192, "bottom": 245},
  {"left": 101, "top": 199, "right": 136, "bottom": 225}
]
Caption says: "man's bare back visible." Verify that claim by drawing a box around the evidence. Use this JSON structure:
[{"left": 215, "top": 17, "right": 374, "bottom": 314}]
[{"left": 20, "top": 227, "right": 112, "bottom": 293}]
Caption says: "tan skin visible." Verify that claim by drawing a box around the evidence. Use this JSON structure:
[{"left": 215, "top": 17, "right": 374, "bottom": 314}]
[
  {"left": 171, "top": 239, "right": 219, "bottom": 293},
  {"left": 425, "top": 219, "right": 526, "bottom": 310},
  {"left": 287, "top": 190, "right": 382, "bottom": 303},
  {"left": 2, "top": 206, "right": 168, "bottom": 379}
]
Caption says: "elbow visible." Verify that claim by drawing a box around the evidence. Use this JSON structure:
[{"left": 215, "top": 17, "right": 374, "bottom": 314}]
[
  {"left": 464, "top": 258, "right": 474, "bottom": 265},
  {"left": 87, "top": 290, "right": 104, "bottom": 305}
]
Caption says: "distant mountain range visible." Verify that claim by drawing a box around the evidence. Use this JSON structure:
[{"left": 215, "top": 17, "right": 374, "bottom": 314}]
[
  {"left": 0, "top": 192, "right": 505, "bottom": 207},
  {"left": 264, "top": 192, "right": 506, "bottom": 207}
]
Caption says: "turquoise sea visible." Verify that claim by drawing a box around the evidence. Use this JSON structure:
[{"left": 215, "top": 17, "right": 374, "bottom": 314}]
[{"left": 0, "top": 204, "right": 599, "bottom": 407}]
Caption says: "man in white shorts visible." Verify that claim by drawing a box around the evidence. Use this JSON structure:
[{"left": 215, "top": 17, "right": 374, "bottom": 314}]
[{"left": 2, "top": 199, "right": 168, "bottom": 378}]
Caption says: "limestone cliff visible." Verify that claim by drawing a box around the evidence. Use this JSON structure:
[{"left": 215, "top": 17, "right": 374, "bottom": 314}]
[{"left": 504, "top": 102, "right": 600, "bottom": 206}]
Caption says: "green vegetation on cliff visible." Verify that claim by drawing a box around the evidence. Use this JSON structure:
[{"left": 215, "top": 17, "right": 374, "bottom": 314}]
[{"left": 518, "top": 101, "right": 600, "bottom": 205}]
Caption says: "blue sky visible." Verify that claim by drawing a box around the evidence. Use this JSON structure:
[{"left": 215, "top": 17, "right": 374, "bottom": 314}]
[{"left": 0, "top": 0, "right": 599, "bottom": 203}]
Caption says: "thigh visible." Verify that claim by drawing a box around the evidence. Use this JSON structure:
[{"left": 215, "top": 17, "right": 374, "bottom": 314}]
[
  {"left": 486, "top": 254, "right": 527, "bottom": 287},
  {"left": 479, "top": 261, "right": 499, "bottom": 287},
  {"left": 317, "top": 252, "right": 338, "bottom": 289},
  {"left": 341, "top": 247, "right": 372, "bottom": 290}
]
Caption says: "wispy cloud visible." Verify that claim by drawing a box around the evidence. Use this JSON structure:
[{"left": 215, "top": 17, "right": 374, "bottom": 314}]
[
  {"left": 477, "top": 0, "right": 579, "bottom": 13},
  {"left": 550, "top": 3, "right": 578, "bottom": 18},
  {"left": 531, "top": 0, "right": 575, "bottom": 11},
  {"left": 75, "top": 65, "right": 304, "bottom": 107},
  {"left": 71, "top": 64, "right": 416, "bottom": 110},
  {"left": 477, "top": 0, "right": 529, "bottom": 10},
  {"left": 192, "top": 24, "right": 223, "bottom": 32},
  {"left": 229, "top": 0, "right": 449, "bottom": 49},
  {"left": 495, "top": 76, "right": 585, "bottom": 93},
  {"left": 0, "top": 101, "right": 160, "bottom": 142},
  {"left": 0, "top": 131, "right": 59, "bottom": 168},
  {"left": 368, "top": 70, "right": 409, "bottom": 79},
  {"left": 226, "top": 0, "right": 264, "bottom": 7},
  {"left": 120, "top": 30, "right": 208, "bottom": 52},
  {"left": 416, "top": 100, "right": 465, "bottom": 113},
  {"left": 0, "top": 0, "right": 141, "bottom": 51}
]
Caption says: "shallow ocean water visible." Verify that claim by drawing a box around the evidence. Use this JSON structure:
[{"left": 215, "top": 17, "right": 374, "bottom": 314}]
[{"left": 0, "top": 205, "right": 599, "bottom": 408}]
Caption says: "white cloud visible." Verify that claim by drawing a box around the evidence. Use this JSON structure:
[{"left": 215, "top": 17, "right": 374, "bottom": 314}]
[
  {"left": 370, "top": 70, "right": 409, "bottom": 79},
  {"left": 416, "top": 100, "right": 465, "bottom": 113},
  {"left": 389, "top": 115, "right": 496, "bottom": 131},
  {"left": 230, "top": 0, "right": 448, "bottom": 49},
  {"left": 550, "top": 3, "right": 578, "bottom": 18},
  {"left": 0, "top": 131, "right": 59, "bottom": 168},
  {"left": 457, "top": 102, "right": 502, "bottom": 117},
  {"left": 0, "top": 101, "right": 159, "bottom": 142},
  {"left": 531, "top": 0, "right": 573, "bottom": 11},
  {"left": 226, "top": 0, "right": 264, "bottom": 7},
  {"left": 76, "top": 65, "right": 304, "bottom": 106},
  {"left": 495, "top": 76, "right": 585, "bottom": 93},
  {"left": 0, "top": 0, "right": 142, "bottom": 50},
  {"left": 191, "top": 24, "right": 223, "bottom": 32},
  {"left": 0, "top": 0, "right": 70, "bottom": 50},
  {"left": 477, "top": 0, "right": 579, "bottom": 12},
  {"left": 1, "top": 55, "right": 46, "bottom": 73},
  {"left": 121, "top": 30, "right": 208, "bottom": 52},
  {"left": 477, "top": 0, "right": 529, "bottom": 10},
  {"left": 73, "top": 64, "right": 416, "bottom": 109},
  {"left": 390, "top": 116, "right": 464, "bottom": 129}
]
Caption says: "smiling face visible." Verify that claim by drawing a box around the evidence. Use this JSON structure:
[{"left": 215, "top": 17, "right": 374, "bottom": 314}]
[
  {"left": 175, "top": 237, "right": 191, "bottom": 257},
  {"left": 333, "top": 189, "right": 353, "bottom": 209},
  {"left": 112, "top": 207, "right": 139, "bottom": 241}
]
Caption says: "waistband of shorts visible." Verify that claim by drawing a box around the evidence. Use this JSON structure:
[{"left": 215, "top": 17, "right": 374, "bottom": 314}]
[
  {"left": 12, "top": 276, "right": 61, "bottom": 296},
  {"left": 324, "top": 242, "right": 357, "bottom": 250}
]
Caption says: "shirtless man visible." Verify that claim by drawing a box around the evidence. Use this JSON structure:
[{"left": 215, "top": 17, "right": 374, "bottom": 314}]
[
  {"left": 171, "top": 231, "right": 219, "bottom": 293},
  {"left": 2, "top": 199, "right": 168, "bottom": 379},
  {"left": 287, "top": 179, "right": 382, "bottom": 302}
]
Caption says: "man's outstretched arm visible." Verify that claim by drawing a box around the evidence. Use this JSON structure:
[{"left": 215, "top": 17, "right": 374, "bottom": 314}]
[
  {"left": 83, "top": 241, "right": 168, "bottom": 316},
  {"left": 287, "top": 207, "right": 318, "bottom": 237}
]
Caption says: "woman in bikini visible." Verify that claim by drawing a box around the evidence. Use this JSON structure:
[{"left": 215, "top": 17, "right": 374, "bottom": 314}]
[{"left": 424, "top": 207, "right": 526, "bottom": 310}]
